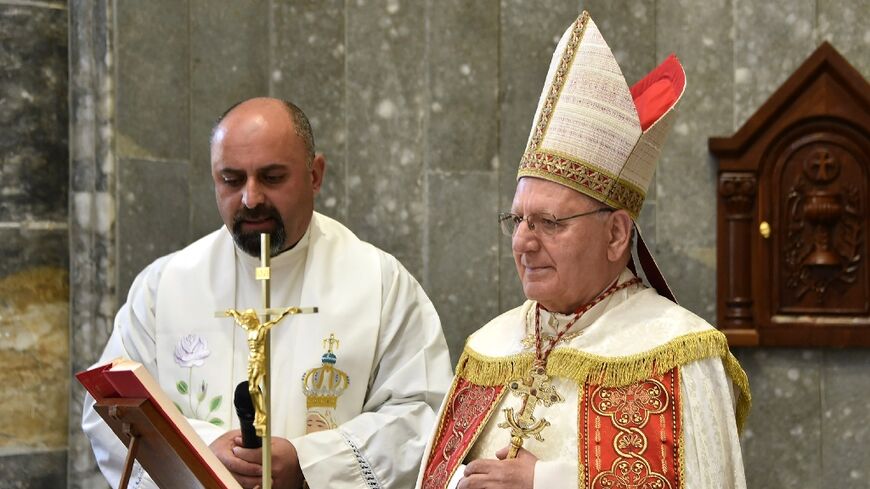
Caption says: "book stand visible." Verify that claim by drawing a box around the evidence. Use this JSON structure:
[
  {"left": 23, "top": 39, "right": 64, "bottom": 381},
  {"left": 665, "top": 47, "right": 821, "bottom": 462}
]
[{"left": 94, "top": 398, "right": 236, "bottom": 489}]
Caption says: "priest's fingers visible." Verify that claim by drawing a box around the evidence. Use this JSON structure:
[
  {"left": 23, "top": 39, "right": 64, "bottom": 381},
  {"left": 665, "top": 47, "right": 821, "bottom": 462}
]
[
  {"left": 233, "top": 474, "right": 266, "bottom": 489},
  {"left": 209, "top": 429, "right": 241, "bottom": 452},
  {"left": 211, "top": 430, "right": 261, "bottom": 477},
  {"left": 223, "top": 452, "right": 263, "bottom": 478},
  {"left": 233, "top": 445, "right": 265, "bottom": 466}
]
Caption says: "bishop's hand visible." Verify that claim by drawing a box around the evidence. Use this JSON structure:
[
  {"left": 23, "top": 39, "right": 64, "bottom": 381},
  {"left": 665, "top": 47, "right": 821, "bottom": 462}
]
[{"left": 458, "top": 446, "right": 537, "bottom": 489}]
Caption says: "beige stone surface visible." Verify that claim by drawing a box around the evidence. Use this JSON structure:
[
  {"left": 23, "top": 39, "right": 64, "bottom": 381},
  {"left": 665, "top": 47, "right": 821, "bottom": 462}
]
[{"left": 0, "top": 266, "right": 69, "bottom": 450}]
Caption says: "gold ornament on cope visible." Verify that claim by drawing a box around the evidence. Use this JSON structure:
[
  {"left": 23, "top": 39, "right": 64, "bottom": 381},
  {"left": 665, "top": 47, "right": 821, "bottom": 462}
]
[{"left": 498, "top": 362, "right": 564, "bottom": 459}]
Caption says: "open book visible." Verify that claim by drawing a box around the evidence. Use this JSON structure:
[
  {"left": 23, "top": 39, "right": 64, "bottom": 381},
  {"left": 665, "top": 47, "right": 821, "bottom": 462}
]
[{"left": 77, "top": 358, "right": 243, "bottom": 489}]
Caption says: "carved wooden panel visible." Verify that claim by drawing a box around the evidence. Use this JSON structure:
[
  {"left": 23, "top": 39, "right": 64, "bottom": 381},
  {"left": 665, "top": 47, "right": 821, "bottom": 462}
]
[
  {"left": 770, "top": 126, "right": 867, "bottom": 316},
  {"left": 710, "top": 43, "right": 870, "bottom": 347}
]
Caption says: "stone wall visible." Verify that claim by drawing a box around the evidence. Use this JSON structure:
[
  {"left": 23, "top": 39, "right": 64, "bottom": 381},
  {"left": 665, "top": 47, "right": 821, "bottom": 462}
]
[
  {"left": 725, "top": 1, "right": 870, "bottom": 486},
  {"left": 57, "top": 1, "right": 870, "bottom": 488},
  {"left": 0, "top": 1, "right": 69, "bottom": 488}
]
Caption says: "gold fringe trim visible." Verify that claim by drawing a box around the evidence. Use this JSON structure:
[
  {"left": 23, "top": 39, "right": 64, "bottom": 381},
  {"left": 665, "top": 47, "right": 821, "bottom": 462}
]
[
  {"left": 723, "top": 350, "right": 752, "bottom": 433},
  {"left": 456, "top": 329, "right": 751, "bottom": 432}
]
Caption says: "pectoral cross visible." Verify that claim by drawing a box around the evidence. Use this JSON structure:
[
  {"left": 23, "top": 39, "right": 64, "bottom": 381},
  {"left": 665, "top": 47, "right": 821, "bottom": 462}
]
[
  {"left": 215, "top": 234, "right": 317, "bottom": 489},
  {"left": 497, "top": 363, "right": 563, "bottom": 458}
]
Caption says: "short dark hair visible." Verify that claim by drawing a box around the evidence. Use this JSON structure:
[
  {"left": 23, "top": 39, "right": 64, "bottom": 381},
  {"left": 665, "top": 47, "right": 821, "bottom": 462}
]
[{"left": 210, "top": 99, "right": 316, "bottom": 165}]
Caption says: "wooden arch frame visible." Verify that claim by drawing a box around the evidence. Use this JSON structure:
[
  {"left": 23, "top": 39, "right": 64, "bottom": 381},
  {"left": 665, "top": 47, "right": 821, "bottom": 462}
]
[{"left": 710, "top": 42, "right": 870, "bottom": 347}]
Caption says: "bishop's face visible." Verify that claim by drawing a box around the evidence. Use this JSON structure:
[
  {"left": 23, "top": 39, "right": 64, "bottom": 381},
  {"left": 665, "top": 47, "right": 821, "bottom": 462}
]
[
  {"left": 210, "top": 99, "right": 323, "bottom": 256},
  {"left": 510, "top": 177, "right": 613, "bottom": 313}
]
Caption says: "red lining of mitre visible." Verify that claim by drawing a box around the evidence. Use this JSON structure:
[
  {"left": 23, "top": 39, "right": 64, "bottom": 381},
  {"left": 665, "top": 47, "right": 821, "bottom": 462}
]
[{"left": 630, "top": 54, "right": 686, "bottom": 131}]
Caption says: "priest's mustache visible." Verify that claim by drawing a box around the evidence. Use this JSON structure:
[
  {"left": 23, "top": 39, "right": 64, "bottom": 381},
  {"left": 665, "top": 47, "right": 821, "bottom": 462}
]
[
  {"left": 234, "top": 205, "right": 282, "bottom": 224},
  {"left": 231, "top": 205, "right": 286, "bottom": 256}
]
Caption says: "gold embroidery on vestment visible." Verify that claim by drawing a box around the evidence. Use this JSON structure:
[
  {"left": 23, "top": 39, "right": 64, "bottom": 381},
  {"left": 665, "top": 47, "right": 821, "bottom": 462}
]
[
  {"left": 456, "top": 329, "right": 751, "bottom": 432},
  {"left": 590, "top": 379, "right": 673, "bottom": 488},
  {"left": 302, "top": 333, "right": 349, "bottom": 433}
]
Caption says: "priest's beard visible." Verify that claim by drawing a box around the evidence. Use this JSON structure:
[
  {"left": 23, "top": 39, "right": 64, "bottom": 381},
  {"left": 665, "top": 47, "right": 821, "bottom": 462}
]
[{"left": 231, "top": 206, "right": 287, "bottom": 257}]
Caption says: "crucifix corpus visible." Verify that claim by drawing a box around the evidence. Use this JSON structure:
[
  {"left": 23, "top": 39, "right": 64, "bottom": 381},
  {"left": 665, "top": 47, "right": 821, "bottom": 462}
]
[{"left": 215, "top": 233, "right": 317, "bottom": 489}]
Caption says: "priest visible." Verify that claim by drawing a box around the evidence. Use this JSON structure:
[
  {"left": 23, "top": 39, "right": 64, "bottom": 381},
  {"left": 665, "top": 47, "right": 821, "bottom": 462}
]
[
  {"left": 83, "top": 97, "right": 453, "bottom": 489},
  {"left": 416, "top": 11, "right": 750, "bottom": 489}
]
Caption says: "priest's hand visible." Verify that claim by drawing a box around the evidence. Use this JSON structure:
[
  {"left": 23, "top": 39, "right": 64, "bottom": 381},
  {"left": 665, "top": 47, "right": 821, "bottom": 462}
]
[
  {"left": 458, "top": 446, "right": 537, "bottom": 489},
  {"left": 264, "top": 436, "right": 304, "bottom": 489},
  {"left": 209, "top": 430, "right": 263, "bottom": 489},
  {"left": 209, "top": 432, "right": 303, "bottom": 489}
]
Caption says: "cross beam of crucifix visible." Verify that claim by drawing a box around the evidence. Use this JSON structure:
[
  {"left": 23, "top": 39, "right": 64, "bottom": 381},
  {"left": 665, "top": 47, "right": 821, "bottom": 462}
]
[{"left": 216, "top": 306, "right": 317, "bottom": 435}]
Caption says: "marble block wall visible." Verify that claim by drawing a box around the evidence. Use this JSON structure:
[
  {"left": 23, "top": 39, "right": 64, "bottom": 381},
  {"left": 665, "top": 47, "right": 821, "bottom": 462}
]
[
  {"left": 727, "top": 1, "right": 870, "bottom": 487},
  {"left": 0, "top": 1, "right": 69, "bottom": 488},
  {"left": 64, "top": 1, "right": 870, "bottom": 488}
]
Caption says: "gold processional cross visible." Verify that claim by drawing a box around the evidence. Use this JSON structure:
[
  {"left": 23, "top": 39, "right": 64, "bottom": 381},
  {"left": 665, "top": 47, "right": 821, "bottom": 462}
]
[
  {"left": 215, "top": 234, "right": 317, "bottom": 489},
  {"left": 498, "top": 362, "right": 563, "bottom": 458}
]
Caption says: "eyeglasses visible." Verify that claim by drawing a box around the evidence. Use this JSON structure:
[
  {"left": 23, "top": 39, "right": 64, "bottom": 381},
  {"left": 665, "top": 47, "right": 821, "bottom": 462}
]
[{"left": 498, "top": 208, "right": 613, "bottom": 236}]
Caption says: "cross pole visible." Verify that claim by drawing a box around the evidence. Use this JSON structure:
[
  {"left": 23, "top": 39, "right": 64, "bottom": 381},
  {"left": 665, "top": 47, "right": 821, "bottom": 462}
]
[{"left": 259, "top": 233, "right": 273, "bottom": 489}]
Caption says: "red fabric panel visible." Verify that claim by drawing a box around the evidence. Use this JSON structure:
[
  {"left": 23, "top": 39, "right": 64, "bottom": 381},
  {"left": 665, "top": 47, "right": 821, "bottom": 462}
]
[
  {"left": 421, "top": 379, "right": 504, "bottom": 489},
  {"left": 581, "top": 368, "right": 682, "bottom": 488}
]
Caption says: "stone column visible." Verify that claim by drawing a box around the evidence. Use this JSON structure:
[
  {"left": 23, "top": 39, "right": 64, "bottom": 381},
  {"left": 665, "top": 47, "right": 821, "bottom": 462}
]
[{"left": 68, "top": 1, "right": 116, "bottom": 487}]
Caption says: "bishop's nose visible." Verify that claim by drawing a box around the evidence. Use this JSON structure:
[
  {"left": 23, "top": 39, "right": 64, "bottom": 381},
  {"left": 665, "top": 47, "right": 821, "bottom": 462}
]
[{"left": 512, "top": 220, "right": 541, "bottom": 254}]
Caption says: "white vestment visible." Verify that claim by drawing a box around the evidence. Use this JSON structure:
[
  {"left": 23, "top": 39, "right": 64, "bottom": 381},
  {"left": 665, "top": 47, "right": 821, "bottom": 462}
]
[
  {"left": 416, "top": 270, "right": 749, "bottom": 489},
  {"left": 83, "top": 212, "right": 453, "bottom": 489}
]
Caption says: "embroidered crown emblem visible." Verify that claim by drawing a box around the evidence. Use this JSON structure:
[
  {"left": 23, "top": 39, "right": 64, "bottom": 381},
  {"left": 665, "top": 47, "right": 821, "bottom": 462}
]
[{"left": 302, "top": 333, "right": 350, "bottom": 409}]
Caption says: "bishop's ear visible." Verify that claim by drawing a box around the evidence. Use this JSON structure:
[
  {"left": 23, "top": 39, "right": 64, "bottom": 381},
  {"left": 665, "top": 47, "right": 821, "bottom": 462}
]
[{"left": 606, "top": 210, "right": 633, "bottom": 263}]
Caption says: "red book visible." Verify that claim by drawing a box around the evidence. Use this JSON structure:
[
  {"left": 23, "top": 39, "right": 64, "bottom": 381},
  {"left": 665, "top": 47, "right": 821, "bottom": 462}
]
[{"left": 78, "top": 358, "right": 242, "bottom": 489}]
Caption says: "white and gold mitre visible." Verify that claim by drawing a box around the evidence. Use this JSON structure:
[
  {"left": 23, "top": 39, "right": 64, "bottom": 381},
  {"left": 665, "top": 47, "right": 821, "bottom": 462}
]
[
  {"left": 518, "top": 11, "right": 686, "bottom": 219},
  {"left": 302, "top": 334, "right": 349, "bottom": 409}
]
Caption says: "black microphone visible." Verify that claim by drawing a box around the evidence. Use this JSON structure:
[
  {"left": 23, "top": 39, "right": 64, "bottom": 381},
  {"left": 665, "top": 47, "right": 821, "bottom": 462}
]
[{"left": 234, "top": 381, "right": 262, "bottom": 448}]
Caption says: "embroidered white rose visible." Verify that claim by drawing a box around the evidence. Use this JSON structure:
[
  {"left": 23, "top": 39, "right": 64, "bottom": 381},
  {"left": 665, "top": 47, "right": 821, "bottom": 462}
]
[
  {"left": 172, "top": 334, "right": 223, "bottom": 426},
  {"left": 174, "top": 334, "right": 211, "bottom": 367}
]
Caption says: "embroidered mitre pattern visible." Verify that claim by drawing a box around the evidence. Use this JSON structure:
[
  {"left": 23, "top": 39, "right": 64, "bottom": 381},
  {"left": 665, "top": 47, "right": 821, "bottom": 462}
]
[
  {"left": 517, "top": 10, "right": 686, "bottom": 220},
  {"left": 302, "top": 333, "right": 349, "bottom": 433}
]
